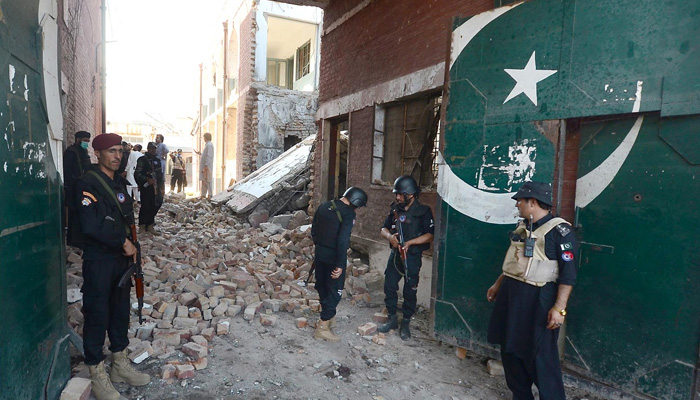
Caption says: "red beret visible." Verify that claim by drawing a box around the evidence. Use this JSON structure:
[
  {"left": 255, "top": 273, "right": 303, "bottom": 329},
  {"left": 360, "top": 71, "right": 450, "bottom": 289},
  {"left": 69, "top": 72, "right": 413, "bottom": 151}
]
[{"left": 92, "top": 133, "right": 122, "bottom": 150}]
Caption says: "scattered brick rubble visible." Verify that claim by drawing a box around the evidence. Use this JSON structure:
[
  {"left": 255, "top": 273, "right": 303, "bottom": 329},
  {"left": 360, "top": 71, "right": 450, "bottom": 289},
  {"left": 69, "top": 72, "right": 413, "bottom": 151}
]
[{"left": 65, "top": 195, "right": 386, "bottom": 383}]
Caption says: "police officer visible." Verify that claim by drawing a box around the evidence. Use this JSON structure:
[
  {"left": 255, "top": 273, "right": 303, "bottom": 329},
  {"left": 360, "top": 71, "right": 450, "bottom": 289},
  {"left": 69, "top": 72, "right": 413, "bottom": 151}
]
[
  {"left": 75, "top": 133, "right": 150, "bottom": 400},
  {"left": 486, "top": 182, "right": 578, "bottom": 400},
  {"left": 311, "top": 187, "right": 368, "bottom": 341},
  {"left": 377, "top": 176, "right": 434, "bottom": 340},
  {"left": 63, "top": 130, "right": 91, "bottom": 246},
  {"left": 134, "top": 142, "right": 164, "bottom": 234}
]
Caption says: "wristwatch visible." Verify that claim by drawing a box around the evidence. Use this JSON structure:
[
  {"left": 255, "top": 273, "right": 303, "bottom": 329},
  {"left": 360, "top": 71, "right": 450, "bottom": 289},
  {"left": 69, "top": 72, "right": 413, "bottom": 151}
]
[{"left": 554, "top": 307, "right": 567, "bottom": 316}]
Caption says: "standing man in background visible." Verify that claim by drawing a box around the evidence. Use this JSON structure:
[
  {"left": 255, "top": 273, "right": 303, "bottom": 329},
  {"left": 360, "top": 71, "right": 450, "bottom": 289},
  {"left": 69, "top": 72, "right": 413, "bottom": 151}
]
[
  {"left": 199, "top": 132, "right": 214, "bottom": 199},
  {"left": 170, "top": 149, "right": 186, "bottom": 193},
  {"left": 310, "top": 187, "right": 368, "bottom": 342},
  {"left": 117, "top": 141, "right": 131, "bottom": 177},
  {"left": 63, "top": 130, "right": 92, "bottom": 247},
  {"left": 135, "top": 142, "right": 164, "bottom": 234},
  {"left": 125, "top": 144, "right": 143, "bottom": 202},
  {"left": 155, "top": 134, "right": 168, "bottom": 183}
]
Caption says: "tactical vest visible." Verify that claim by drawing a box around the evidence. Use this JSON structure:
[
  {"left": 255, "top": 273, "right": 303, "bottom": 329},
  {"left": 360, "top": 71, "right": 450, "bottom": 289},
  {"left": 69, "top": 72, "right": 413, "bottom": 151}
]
[
  {"left": 312, "top": 200, "right": 345, "bottom": 249},
  {"left": 392, "top": 202, "right": 431, "bottom": 255},
  {"left": 501, "top": 217, "right": 569, "bottom": 287}
]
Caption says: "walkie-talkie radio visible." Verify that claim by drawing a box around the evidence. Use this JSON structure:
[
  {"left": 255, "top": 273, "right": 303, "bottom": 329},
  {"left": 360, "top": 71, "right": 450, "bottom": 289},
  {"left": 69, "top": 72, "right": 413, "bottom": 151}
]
[{"left": 524, "top": 215, "right": 535, "bottom": 257}]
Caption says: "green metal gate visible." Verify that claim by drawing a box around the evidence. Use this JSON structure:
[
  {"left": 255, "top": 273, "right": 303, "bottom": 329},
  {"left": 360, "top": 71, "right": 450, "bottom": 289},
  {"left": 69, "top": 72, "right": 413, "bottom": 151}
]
[
  {"left": 435, "top": 1, "right": 700, "bottom": 398},
  {"left": 0, "top": 1, "right": 70, "bottom": 399}
]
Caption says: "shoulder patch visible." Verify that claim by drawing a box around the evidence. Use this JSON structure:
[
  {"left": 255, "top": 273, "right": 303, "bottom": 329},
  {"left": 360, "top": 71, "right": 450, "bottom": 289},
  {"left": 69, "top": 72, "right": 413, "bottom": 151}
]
[
  {"left": 82, "top": 191, "right": 97, "bottom": 202},
  {"left": 555, "top": 223, "right": 571, "bottom": 237},
  {"left": 562, "top": 251, "right": 574, "bottom": 262}
]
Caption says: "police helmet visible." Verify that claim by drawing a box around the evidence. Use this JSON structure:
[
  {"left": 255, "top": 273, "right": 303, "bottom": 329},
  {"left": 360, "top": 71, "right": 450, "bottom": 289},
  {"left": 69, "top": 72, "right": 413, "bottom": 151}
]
[
  {"left": 392, "top": 175, "right": 419, "bottom": 195},
  {"left": 511, "top": 181, "right": 553, "bottom": 207},
  {"left": 342, "top": 187, "right": 368, "bottom": 208}
]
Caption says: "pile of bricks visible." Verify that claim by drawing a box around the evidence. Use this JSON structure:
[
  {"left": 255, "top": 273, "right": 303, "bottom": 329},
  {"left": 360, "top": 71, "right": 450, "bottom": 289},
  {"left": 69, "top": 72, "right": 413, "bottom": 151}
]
[{"left": 65, "top": 196, "right": 383, "bottom": 383}]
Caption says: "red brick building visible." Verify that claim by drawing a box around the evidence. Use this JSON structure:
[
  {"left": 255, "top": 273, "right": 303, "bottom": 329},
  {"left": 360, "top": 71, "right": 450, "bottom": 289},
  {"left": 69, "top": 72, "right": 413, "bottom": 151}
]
[
  {"left": 59, "top": 0, "right": 104, "bottom": 154},
  {"left": 287, "top": 0, "right": 500, "bottom": 306}
]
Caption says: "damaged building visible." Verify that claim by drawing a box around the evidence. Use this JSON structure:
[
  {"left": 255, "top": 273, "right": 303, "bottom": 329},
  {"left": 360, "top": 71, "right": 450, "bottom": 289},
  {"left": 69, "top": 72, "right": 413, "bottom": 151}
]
[
  {"left": 304, "top": 0, "right": 496, "bottom": 308},
  {"left": 197, "top": 0, "right": 323, "bottom": 193}
]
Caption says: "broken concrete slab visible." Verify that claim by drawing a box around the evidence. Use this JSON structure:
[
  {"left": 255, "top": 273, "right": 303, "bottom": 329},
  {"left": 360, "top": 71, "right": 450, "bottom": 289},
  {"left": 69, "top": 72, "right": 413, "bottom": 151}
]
[{"left": 212, "top": 135, "right": 315, "bottom": 215}]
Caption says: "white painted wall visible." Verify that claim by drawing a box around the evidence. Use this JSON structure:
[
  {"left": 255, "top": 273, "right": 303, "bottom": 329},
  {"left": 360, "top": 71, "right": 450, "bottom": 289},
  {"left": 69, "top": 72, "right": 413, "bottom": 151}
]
[
  {"left": 256, "top": 0, "right": 323, "bottom": 88},
  {"left": 38, "top": 0, "right": 65, "bottom": 175}
]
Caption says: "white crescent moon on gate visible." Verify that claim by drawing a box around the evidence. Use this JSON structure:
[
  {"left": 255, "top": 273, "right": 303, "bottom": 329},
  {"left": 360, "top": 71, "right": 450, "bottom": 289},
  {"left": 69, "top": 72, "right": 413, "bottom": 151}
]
[{"left": 440, "top": 4, "right": 644, "bottom": 224}]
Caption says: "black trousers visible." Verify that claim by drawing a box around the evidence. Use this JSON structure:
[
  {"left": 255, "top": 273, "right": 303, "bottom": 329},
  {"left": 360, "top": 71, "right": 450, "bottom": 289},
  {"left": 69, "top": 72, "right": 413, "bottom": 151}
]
[
  {"left": 383, "top": 250, "right": 422, "bottom": 319},
  {"left": 82, "top": 256, "right": 131, "bottom": 365},
  {"left": 314, "top": 260, "right": 344, "bottom": 321},
  {"left": 139, "top": 185, "right": 158, "bottom": 226},
  {"left": 170, "top": 169, "right": 184, "bottom": 192},
  {"left": 500, "top": 343, "right": 566, "bottom": 400}
]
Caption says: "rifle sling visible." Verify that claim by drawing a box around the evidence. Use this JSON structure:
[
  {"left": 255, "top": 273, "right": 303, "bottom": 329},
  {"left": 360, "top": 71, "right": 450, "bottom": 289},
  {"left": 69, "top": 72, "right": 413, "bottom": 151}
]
[{"left": 87, "top": 170, "right": 130, "bottom": 235}]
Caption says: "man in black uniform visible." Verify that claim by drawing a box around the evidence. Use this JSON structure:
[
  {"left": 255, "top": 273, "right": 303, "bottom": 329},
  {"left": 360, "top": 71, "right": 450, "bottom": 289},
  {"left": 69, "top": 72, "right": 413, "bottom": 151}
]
[
  {"left": 117, "top": 141, "right": 131, "bottom": 177},
  {"left": 63, "top": 130, "right": 91, "bottom": 246},
  {"left": 377, "top": 175, "right": 434, "bottom": 340},
  {"left": 486, "top": 182, "right": 579, "bottom": 400},
  {"left": 75, "top": 133, "right": 150, "bottom": 400},
  {"left": 134, "top": 142, "right": 164, "bottom": 234},
  {"left": 311, "top": 187, "right": 368, "bottom": 341}
]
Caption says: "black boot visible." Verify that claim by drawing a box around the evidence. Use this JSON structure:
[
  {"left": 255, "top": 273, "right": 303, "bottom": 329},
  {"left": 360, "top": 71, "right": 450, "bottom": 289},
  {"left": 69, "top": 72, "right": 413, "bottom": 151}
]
[
  {"left": 399, "top": 319, "right": 411, "bottom": 340},
  {"left": 377, "top": 314, "right": 399, "bottom": 333}
]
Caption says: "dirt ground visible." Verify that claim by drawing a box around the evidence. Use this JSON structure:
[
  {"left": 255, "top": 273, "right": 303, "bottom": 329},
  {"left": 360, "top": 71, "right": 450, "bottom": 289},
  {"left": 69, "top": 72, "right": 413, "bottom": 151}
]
[
  {"left": 75, "top": 304, "right": 602, "bottom": 400},
  {"left": 69, "top": 197, "right": 604, "bottom": 400}
]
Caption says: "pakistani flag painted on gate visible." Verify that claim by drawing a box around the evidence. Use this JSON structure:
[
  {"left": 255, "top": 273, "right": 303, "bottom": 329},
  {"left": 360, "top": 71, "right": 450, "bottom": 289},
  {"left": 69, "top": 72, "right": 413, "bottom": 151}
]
[{"left": 435, "top": 1, "right": 700, "bottom": 399}]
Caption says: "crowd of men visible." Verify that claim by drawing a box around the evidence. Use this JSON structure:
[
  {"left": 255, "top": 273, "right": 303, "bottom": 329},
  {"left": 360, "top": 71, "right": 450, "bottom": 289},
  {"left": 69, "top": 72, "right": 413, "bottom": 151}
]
[{"left": 63, "top": 129, "right": 577, "bottom": 400}]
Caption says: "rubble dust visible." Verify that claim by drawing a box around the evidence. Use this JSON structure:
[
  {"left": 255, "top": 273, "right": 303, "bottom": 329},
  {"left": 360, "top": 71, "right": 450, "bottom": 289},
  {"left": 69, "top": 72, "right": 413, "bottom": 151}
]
[{"left": 64, "top": 195, "right": 604, "bottom": 400}]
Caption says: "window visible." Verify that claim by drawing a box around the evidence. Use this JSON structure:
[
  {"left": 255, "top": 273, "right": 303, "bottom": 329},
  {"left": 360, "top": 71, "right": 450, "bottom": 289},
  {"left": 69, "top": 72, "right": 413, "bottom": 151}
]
[
  {"left": 373, "top": 94, "right": 442, "bottom": 189},
  {"left": 296, "top": 41, "right": 311, "bottom": 79},
  {"left": 267, "top": 59, "right": 292, "bottom": 89}
]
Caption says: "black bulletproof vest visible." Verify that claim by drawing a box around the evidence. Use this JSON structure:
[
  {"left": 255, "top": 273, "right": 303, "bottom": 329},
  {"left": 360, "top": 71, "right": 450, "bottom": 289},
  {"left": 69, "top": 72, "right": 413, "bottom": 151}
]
[
  {"left": 312, "top": 200, "right": 343, "bottom": 249},
  {"left": 391, "top": 201, "right": 431, "bottom": 255}
]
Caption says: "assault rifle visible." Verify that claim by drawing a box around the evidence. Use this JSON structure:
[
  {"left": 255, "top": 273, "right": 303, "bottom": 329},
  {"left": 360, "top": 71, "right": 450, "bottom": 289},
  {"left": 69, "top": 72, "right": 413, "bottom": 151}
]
[
  {"left": 118, "top": 224, "right": 145, "bottom": 324},
  {"left": 393, "top": 209, "right": 409, "bottom": 268}
]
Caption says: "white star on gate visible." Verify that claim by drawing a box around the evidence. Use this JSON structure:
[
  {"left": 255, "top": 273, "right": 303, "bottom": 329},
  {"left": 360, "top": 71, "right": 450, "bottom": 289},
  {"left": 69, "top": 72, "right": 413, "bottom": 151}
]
[{"left": 503, "top": 51, "right": 557, "bottom": 106}]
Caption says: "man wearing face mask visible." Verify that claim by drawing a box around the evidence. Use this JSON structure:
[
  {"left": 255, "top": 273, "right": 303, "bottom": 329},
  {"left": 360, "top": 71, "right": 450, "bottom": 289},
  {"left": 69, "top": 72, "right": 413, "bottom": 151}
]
[
  {"left": 63, "top": 130, "right": 92, "bottom": 247},
  {"left": 377, "top": 175, "right": 434, "bottom": 340}
]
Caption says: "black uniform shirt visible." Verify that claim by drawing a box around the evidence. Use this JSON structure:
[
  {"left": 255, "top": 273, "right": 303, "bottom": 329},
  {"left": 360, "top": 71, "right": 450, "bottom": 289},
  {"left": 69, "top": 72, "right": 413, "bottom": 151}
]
[
  {"left": 63, "top": 143, "right": 91, "bottom": 204},
  {"left": 311, "top": 199, "right": 356, "bottom": 269},
  {"left": 75, "top": 166, "right": 134, "bottom": 260},
  {"left": 382, "top": 200, "right": 435, "bottom": 255},
  {"left": 135, "top": 153, "right": 164, "bottom": 191},
  {"left": 529, "top": 214, "right": 578, "bottom": 286}
]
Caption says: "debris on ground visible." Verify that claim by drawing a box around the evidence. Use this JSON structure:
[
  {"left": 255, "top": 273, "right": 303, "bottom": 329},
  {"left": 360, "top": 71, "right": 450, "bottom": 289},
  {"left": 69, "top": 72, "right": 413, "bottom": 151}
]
[
  {"left": 65, "top": 195, "right": 379, "bottom": 381},
  {"left": 64, "top": 195, "right": 605, "bottom": 400}
]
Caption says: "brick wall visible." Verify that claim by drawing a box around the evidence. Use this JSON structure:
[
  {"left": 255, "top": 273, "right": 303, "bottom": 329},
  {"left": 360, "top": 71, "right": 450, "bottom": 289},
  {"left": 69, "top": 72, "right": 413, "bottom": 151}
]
[
  {"left": 311, "top": 0, "right": 487, "bottom": 239},
  {"left": 255, "top": 85, "right": 318, "bottom": 167},
  {"left": 311, "top": 106, "right": 439, "bottom": 242},
  {"left": 319, "top": 0, "right": 493, "bottom": 103},
  {"left": 59, "top": 0, "right": 103, "bottom": 146},
  {"left": 236, "top": 8, "right": 258, "bottom": 180},
  {"left": 552, "top": 121, "right": 581, "bottom": 222}
]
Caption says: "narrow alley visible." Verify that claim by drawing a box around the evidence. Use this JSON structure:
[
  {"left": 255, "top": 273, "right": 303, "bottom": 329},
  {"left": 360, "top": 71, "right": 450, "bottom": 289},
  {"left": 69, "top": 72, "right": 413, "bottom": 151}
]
[{"left": 65, "top": 195, "right": 600, "bottom": 400}]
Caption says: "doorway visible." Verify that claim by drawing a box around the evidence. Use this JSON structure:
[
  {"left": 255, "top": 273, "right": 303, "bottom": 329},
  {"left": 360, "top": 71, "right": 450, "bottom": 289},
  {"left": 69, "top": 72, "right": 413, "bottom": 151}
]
[{"left": 327, "top": 118, "right": 348, "bottom": 200}]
